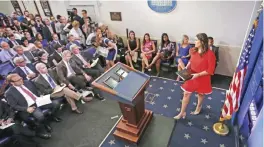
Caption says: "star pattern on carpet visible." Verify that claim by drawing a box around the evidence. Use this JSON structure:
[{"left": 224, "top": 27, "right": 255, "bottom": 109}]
[
  {"left": 153, "top": 79, "right": 156, "bottom": 81},
  {"left": 239, "top": 135, "right": 244, "bottom": 141},
  {"left": 195, "top": 94, "right": 198, "bottom": 97},
  {"left": 205, "top": 114, "right": 210, "bottom": 119},
  {"left": 193, "top": 102, "right": 197, "bottom": 106},
  {"left": 159, "top": 87, "right": 164, "bottom": 90},
  {"left": 221, "top": 100, "right": 225, "bottom": 103},
  {"left": 187, "top": 121, "right": 193, "bottom": 127},
  {"left": 163, "top": 104, "right": 168, "bottom": 108},
  {"left": 124, "top": 145, "right": 129, "bottom": 147},
  {"left": 206, "top": 105, "right": 212, "bottom": 109},
  {"left": 155, "top": 93, "right": 160, "bottom": 97},
  {"left": 220, "top": 144, "right": 225, "bottom": 147},
  {"left": 203, "top": 125, "right": 209, "bottom": 131},
  {"left": 174, "top": 82, "right": 177, "bottom": 85},
  {"left": 149, "top": 84, "right": 152, "bottom": 87},
  {"left": 171, "top": 89, "right": 175, "bottom": 92},
  {"left": 176, "top": 108, "right": 180, "bottom": 112},
  {"left": 109, "top": 140, "right": 115, "bottom": 145},
  {"left": 150, "top": 101, "right": 155, "bottom": 105},
  {"left": 167, "top": 96, "right": 172, "bottom": 100},
  {"left": 207, "top": 97, "right": 212, "bottom": 100},
  {"left": 163, "top": 81, "right": 167, "bottom": 83},
  {"left": 144, "top": 91, "right": 148, "bottom": 94},
  {"left": 201, "top": 138, "right": 208, "bottom": 144},
  {"left": 221, "top": 91, "right": 226, "bottom": 95},
  {"left": 184, "top": 133, "right": 191, "bottom": 139}
]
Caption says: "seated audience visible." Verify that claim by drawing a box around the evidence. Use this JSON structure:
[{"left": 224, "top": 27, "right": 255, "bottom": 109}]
[
  {"left": 66, "top": 35, "right": 82, "bottom": 50},
  {"left": 35, "top": 33, "right": 49, "bottom": 49},
  {"left": 70, "top": 44, "right": 104, "bottom": 78},
  {"left": 0, "top": 100, "right": 47, "bottom": 147},
  {"left": 12, "top": 56, "right": 37, "bottom": 80},
  {"left": 32, "top": 41, "right": 50, "bottom": 56},
  {"left": 208, "top": 37, "right": 219, "bottom": 67},
  {"left": 96, "top": 32, "right": 117, "bottom": 70},
  {"left": 140, "top": 33, "right": 156, "bottom": 72},
  {"left": 42, "top": 18, "right": 55, "bottom": 42},
  {"left": 147, "top": 33, "right": 175, "bottom": 76},
  {"left": 21, "top": 37, "right": 36, "bottom": 51},
  {"left": 69, "top": 21, "right": 85, "bottom": 47},
  {"left": 34, "top": 63, "right": 92, "bottom": 114},
  {"left": 24, "top": 32, "right": 36, "bottom": 43},
  {"left": 50, "top": 34, "right": 66, "bottom": 50},
  {"left": 0, "top": 41, "right": 17, "bottom": 63},
  {"left": 125, "top": 31, "right": 139, "bottom": 69},
  {"left": 5, "top": 74, "right": 62, "bottom": 133},
  {"left": 7, "top": 34, "right": 21, "bottom": 48},
  {"left": 14, "top": 45, "right": 36, "bottom": 64},
  {"left": 56, "top": 50, "right": 103, "bottom": 100},
  {"left": 36, "top": 51, "right": 54, "bottom": 69},
  {"left": 175, "top": 35, "right": 192, "bottom": 81}
]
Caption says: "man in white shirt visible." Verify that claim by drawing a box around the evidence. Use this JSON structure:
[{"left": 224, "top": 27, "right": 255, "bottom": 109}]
[
  {"left": 0, "top": 41, "right": 17, "bottom": 63},
  {"left": 12, "top": 56, "right": 37, "bottom": 80},
  {"left": 34, "top": 63, "right": 92, "bottom": 114}
]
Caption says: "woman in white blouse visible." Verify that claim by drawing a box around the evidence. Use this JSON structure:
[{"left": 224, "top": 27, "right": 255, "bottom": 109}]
[{"left": 69, "top": 20, "right": 85, "bottom": 46}]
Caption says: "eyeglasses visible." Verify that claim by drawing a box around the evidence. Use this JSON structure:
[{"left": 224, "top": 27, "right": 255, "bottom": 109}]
[{"left": 11, "top": 77, "right": 22, "bottom": 82}]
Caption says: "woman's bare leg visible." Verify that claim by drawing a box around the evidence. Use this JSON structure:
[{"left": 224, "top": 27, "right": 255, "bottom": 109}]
[
  {"left": 174, "top": 91, "right": 192, "bottom": 119},
  {"left": 125, "top": 54, "right": 134, "bottom": 68},
  {"left": 147, "top": 53, "right": 161, "bottom": 69},
  {"left": 176, "top": 58, "right": 186, "bottom": 81},
  {"left": 191, "top": 93, "right": 204, "bottom": 115},
  {"left": 155, "top": 58, "right": 161, "bottom": 76}
]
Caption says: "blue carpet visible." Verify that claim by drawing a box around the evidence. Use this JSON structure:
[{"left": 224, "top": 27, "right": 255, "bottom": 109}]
[{"left": 100, "top": 77, "right": 236, "bottom": 147}]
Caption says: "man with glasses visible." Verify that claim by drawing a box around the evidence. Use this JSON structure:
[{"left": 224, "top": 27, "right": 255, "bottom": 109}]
[{"left": 12, "top": 56, "right": 37, "bottom": 80}]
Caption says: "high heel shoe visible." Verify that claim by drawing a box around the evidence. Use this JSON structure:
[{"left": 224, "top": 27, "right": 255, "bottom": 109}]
[
  {"left": 191, "top": 106, "right": 202, "bottom": 115},
  {"left": 173, "top": 112, "right": 186, "bottom": 120}
]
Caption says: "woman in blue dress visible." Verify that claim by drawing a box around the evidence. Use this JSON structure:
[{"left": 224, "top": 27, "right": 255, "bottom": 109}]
[
  {"left": 175, "top": 35, "right": 192, "bottom": 81},
  {"left": 96, "top": 32, "right": 117, "bottom": 70}
]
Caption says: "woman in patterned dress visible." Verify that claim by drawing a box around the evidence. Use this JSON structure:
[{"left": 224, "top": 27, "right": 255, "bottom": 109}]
[
  {"left": 174, "top": 33, "right": 216, "bottom": 120},
  {"left": 141, "top": 33, "right": 156, "bottom": 73}
]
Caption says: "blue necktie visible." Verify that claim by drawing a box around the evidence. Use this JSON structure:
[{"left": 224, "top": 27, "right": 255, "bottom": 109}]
[
  {"left": 47, "top": 74, "right": 56, "bottom": 89},
  {"left": 24, "top": 67, "right": 30, "bottom": 75}
]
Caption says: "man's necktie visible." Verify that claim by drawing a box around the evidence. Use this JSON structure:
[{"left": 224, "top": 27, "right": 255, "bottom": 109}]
[
  {"left": 56, "top": 41, "right": 61, "bottom": 46},
  {"left": 24, "top": 67, "right": 30, "bottom": 75},
  {"left": 78, "top": 54, "right": 88, "bottom": 65},
  {"left": 67, "top": 62, "right": 75, "bottom": 75},
  {"left": 47, "top": 74, "right": 56, "bottom": 89},
  {"left": 7, "top": 50, "right": 14, "bottom": 57},
  {"left": 20, "top": 86, "right": 36, "bottom": 101}
]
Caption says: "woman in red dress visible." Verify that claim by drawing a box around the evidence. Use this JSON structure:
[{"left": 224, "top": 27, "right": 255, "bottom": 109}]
[{"left": 174, "top": 33, "right": 216, "bottom": 119}]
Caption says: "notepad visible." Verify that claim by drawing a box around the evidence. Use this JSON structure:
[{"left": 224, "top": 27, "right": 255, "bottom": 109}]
[
  {"left": 176, "top": 69, "right": 193, "bottom": 81},
  {"left": 36, "top": 95, "right": 52, "bottom": 107},
  {"left": 0, "top": 123, "right": 15, "bottom": 130}
]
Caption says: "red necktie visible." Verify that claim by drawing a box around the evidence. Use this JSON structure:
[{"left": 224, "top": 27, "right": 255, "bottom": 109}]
[{"left": 20, "top": 86, "right": 36, "bottom": 101}]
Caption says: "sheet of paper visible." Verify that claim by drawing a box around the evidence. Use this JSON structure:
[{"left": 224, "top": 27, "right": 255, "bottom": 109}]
[
  {"left": 52, "top": 85, "right": 66, "bottom": 94},
  {"left": 36, "top": 94, "right": 52, "bottom": 107},
  {"left": 90, "top": 58, "right": 99, "bottom": 68},
  {"left": 0, "top": 123, "right": 15, "bottom": 130}
]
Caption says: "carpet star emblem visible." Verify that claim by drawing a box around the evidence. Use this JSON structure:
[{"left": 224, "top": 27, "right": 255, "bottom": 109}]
[
  {"left": 160, "top": 87, "right": 164, "bottom": 90},
  {"left": 203, "top": 126, "right": 209, "bottom": 131},
  {"left": 174, "top": 83, "right": 177, "bottom": 85},
  {"left": 150, "top": 101, "right": 155, "bottom": 105},
  {"left": 163, "top": 81, "right": 167, "bottom": 83},
  {"left": 155, "top": 93, "right": 160, "bottom": 97},
  {"left": 176, "top": 108, "right": 181, "bottom": 112},
  {"left": 221, "top": 100, "right": 225, "bottom": 103},
  {"left": 163, "top": 104, "right": 168, "bottom": 108},
  {"left": 240, "top": 135, "right": 244, "bottom": 141},
  {"left": 220, "top": 144, "right": 225, "bottom": 147},
  {"left": 205, "top": 114, "right": 210, "bottom": 119},
  {"left": 187, "top": 121, "right": 193, "bottom": 126},
  {"left": 153, "top": 79, "right": 156, "bottom": 81},
  {"left": 206, "top": 105, "right": 211, "bottom": 109},
  {"left": 193, "top": 102, "right": 197, "bottom": 106},
  {"left": 208, "top": 97, "right": 212, "bottom": 100},
  {"left": 221, "top": 92, "right": 226, "bottom": 95},
  {"left": 144, "top": 91, "right": 148, "bottom": 94},
  {"left": 171, "top": 89, "right": 175, "bottom": 92},
  {"left": 109, "top": 140, "right": 115, "bottom": 145},
  {"left": 167, "top": 96, "right": 172, "bottom": 100},
  {"left": 201, "top": 138, "right": 208, "bottom": 144},
  {"left": 149, "top": 85, "right": 152, "bottom": 87},
  {"left": 184, "top": 133, "right": 191, "bottom": 139}
]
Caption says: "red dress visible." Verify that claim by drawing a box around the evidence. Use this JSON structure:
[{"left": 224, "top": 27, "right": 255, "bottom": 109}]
[{"left": 181, "top": 49, "right": 216, "bottom": 94}]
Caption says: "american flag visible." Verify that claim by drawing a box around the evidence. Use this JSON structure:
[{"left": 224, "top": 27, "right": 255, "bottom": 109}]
[{"left": 220, "top": 26, "right": 256, "bottom": 121}]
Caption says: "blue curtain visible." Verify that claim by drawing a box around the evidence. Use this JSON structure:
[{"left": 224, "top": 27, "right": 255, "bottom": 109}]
[{"left": 247, "top": 107, "right": 263, "bottom": 147}]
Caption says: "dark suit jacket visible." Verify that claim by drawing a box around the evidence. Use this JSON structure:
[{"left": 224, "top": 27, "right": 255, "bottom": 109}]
[
  {"left": 71, "top": 53, "right": 89, "bottom": 68},
  {"left": 51, "top": 51, "right": 62, "bottom": 64},
  {"left": 5, "top": 80, "right": 40, "bottom": 112},
  {"left": 14, "top": 51, "right": 35, "bottom": 63},
  {"left": 56, "top": 60, "right": 84, "bottom": 85},
  {"left": 42, "top": 24, "right": 55, "bottom": 42},
  {"left": 50, "top": 40, "right": 66, "bottom": 48},
  {"left": 8, "top": 39, "right": 22, "bottom": 48},
  {"left": 33, "top": 69, "right": 61, "bottom": 95},
  {"left": 0, "top": 100, "right": 15, "bottom": 120},
  {"left": 66, "top": 41, "right": 82, "bottom": 50},
  {"left": 211, "top": 45, "right": 219, "bottom": 63},
  {"left": 12, "top": 64, "right": 37, "bottom": 80}
]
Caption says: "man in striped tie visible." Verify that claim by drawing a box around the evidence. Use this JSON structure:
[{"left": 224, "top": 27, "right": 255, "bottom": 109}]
[{"left": 12, "top": 56, "right": 37, "bottom": 80}]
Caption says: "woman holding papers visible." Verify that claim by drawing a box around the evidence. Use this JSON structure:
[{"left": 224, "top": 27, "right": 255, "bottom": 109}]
[{"left": 174, "top": 33, "right": 216, "bottom": 120}]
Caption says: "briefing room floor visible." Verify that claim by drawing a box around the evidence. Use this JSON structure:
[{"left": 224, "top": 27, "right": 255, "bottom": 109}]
[{"left": 36, "top": 72, "right": 232, "bottom": 147}]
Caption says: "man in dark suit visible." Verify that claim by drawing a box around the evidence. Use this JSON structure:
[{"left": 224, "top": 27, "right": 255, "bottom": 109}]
[
  {"left": 7, "top": 34, "right": 21, "bottom": 48},
  {"left": 32, "top": 41, "right": 53, "bottom": 57},
  {"left": 208, "top": 37, "right": 219, "bottom": 67},
  {"left": 70, "top": 44, "right": 103, "bottom": 78},
  {"left": 13, "top": 45, "right": 36, "bottom": 64},
  {"left": 42, "top": 19, "right": 55, "bottom": 42},
  {"left": 5, "top": 73, "right": 61, "bottom": 134},
  {"left": 56, "top": 50, "right": 103, "bottom": 100},
  {"left": 66, "top": 35, "right": 83, "bottom": 50},
  {"left": 51, "top": 44, "right": 63, "bottom": 66},
  {"left": 71, "top": 8, "right": 81, "bottom": 22},
  {"left": 12, "top": 56, "right": 37, "bottom": 80},
  {"left": 34, "top": 63, "right": 92, "bottom": 114},
  {"left": 50, "top": 34, "right": 66, "bottom": 50},
  {"left": 0, "top": 100, "right": 50, "bottom": 145}
]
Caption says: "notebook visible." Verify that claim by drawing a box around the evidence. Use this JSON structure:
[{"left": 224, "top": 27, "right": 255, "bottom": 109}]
[{"left": 176, "top": 69, "right": 193, "bottom": 81}]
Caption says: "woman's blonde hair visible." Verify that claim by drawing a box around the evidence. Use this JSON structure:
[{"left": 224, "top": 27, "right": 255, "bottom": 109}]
[
  {"left": 181, "top": 35, "right": 189, "bottom": 45},
  {"left": 72, "top": 20, "right": 80, "bottom": 28}
]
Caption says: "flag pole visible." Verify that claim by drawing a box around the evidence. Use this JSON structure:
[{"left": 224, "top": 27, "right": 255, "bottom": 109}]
[{"left": 213, "top": 120, "right": 229, "bottom": 136}]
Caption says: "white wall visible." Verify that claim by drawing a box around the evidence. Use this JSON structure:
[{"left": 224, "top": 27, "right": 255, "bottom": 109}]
[
  {"left": 97, "top": 1, "right": 260, "bottom": 76},
  {"left": 0, "top": 1, "right": 14, "bottom": 15}
]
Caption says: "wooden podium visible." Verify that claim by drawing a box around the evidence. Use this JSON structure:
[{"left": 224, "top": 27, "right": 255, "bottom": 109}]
[{"left": 92, "top": 62, "right": 153, "bottom": 144}]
